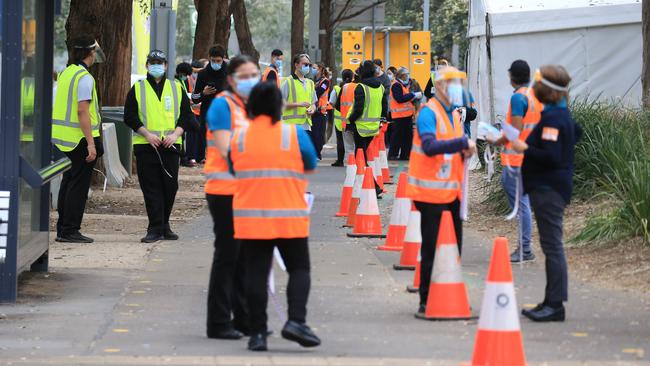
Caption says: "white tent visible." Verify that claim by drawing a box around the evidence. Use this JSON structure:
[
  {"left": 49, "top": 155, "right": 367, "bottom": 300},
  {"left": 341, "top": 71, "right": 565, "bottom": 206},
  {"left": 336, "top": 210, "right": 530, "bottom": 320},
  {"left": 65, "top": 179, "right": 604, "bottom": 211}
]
[{"left": 467, "top": 0, "right": 642, "bottom": 127}]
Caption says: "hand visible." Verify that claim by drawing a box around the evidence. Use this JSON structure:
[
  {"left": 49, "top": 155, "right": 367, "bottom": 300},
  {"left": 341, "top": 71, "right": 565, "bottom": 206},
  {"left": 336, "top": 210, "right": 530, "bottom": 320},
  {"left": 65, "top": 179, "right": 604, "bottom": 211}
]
[
  {"left": 203, "top": 85, "right": 217, "bottom": 95},
  {"left": 86, "top": 144, "right": 97, "bottom": 163},
  {"left": 301, "top": 102, "right": 312, "bottom": 108},
  {"left": 413, "top": 91, "right": 423, "bottom": 100},
  {"left": 511, "top": 138, "right": 528, "bottom": 153},
  {"left": 463, "top": 138, "right": 477, "bottom": 158},
  {"left": 162, "top": 132, "right": 179, "bottom": 148},
  {"left": 306, "top": 105, "right": 315, "bottom": 115},
  {"left": 145, "top": 132, "right": 162, "bottom": 148}
]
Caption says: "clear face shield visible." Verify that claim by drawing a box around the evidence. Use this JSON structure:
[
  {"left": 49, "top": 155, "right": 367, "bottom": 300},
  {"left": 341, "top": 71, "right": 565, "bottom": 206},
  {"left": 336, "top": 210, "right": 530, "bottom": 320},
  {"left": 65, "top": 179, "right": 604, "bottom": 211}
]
[{"left": 76, "top": 40, "right": 106, "bottom": 64}]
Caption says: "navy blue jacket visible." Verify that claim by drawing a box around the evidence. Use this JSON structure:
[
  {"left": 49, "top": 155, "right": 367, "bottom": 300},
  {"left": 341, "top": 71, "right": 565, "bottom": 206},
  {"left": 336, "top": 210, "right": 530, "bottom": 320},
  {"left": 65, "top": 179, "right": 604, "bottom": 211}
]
[{"left": 522, "top": 102, "right": 582, "bottom": 204}]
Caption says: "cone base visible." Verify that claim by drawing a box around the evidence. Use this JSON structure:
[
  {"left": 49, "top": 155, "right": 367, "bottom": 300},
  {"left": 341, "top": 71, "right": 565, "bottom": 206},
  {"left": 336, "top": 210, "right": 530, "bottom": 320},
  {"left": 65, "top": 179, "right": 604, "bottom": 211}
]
[
  {"left": 393, "top": 264, "right": 415, "bottom": 271},
  {"left": 342, "top": 224, "right": 353, "bottom": 228},
  {"left": 347, "top": 232, "right": 386, "bottom": 238},
  {"left": 376, "top": 245, "right": 403, "bottom": 252},
  {"left": 406, "top": 285, "right": 419, "bottom": 293},
  {"left": 414, "top": 312, "right": 477, "bottom": 321}
]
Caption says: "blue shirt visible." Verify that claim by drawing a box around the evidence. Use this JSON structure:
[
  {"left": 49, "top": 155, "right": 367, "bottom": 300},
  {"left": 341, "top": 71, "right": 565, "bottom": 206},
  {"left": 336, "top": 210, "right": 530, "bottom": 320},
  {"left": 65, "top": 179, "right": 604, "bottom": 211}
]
[
  {"left": 510, "top": 90, "right": 528, "bottom": 117},
  {"left": 416, "top": 96, "right": 456, "bottom": 136},
  {"left": 415, "top": 96, "right": 468, "bottom": 156},
  {"left": 206, "top": 97, "right": 231, "bottom": 131}
]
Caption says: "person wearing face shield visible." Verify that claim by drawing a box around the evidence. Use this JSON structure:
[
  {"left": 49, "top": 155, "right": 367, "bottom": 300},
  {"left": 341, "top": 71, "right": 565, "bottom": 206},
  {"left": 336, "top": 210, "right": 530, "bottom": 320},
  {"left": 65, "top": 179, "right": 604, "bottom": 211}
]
[
  {"left": 202, "top": 55, "right": 260, "bottom": 341},
  {"left": 406, "top": 66, "right": 477, "bottom": 317},
  {"left": 281, "top": 54, "right": 318, "bottom": 133},
  {"left": 262, "top": 49, "right": 284, "bottom": 87},
  {"left": 388, "top": 67, "right": 422, "bottom": 160},
  {"left": 52, "top": 35, "right": 106, "bottom": 243},
  {"left": 123, "top": 50, "right": 193, "bottom": 243},
  {"left": 190, "top": 45, "right": 229, "bottom": 165}
]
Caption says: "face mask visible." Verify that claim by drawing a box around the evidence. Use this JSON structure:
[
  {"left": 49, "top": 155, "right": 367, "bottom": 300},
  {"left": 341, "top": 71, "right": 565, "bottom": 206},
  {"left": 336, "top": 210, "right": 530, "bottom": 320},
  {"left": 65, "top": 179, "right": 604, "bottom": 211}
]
[
  {"left": 274, "top": 60, "right": 283, "bottom": 69},
  {"left": 300, "top": 65, "right": 311, "bottom": 76},
  {"left": 192, "top": 72, "right": 198, "bottom": 78},
  {"left": 375, "top": 66, "right": 381, "bottom": 74},
  {"left": 387, "top": 73, "right": 394, "bottom": 81},
  {"left": 180, "top": 75, "right": 188, "bottom": 81},
  {"left": 148, "top": 64, "right": 165, "bottom": 78},
  {"left": 210, "top": 62, "right": 222, "bottom": 71},
  {"left": 235, "top": 76, "right": 260, "bottom": 98},
  {"left": 400, "top": 76, "right": 410, "bottom": 85},
  {"left": 312, "top": 67, "right": 319, "bottom": 76},
  {"left": 447, "top": 83, "right": 464, "bottom": 107}
]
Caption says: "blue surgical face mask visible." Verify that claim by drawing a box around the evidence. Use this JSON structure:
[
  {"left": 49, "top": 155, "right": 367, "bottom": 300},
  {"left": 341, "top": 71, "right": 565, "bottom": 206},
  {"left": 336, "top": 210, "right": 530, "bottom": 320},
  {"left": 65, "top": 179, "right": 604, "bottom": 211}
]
[
  {"left": 274, "top": 59, "right": 283, "bottom": 69},
  {"left": 312, "top": 67, "right": 319, "bottom": 76},
  {"left": 180, "top": 75, "right": 188, "bottom": 81},
  {"left": 400, "top": 76, "right": 410, "bottom": 85},
  {"left": 447, "top": 83, "right": 464, "bottom": 107},
  {"left": 235, "top": 76, "right": 260, "bottom": 98},
  {"left": 300, "top": 65, "right": 311, "bottom": 76},
  {"left": 148, "top": 64, "right": 165, "bottom": 78},
  {"left": 210, "top": 62, "right": 222, "bottom": 71}
]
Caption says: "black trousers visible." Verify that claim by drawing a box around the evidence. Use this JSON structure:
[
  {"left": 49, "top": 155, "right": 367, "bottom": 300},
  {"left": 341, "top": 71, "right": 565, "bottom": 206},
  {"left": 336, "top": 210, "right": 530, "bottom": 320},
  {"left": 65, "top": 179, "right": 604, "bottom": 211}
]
[
  {"left": 385, "top": 122, "right": 394, "bottom": 150},
  {"left": 206, "top": 194, "right": 248, "bottom": 333},
  {"left": 244, "top": 238, "right": 311, "bottom": 334},
  {"left": 135, "top": 147, "right": 180, "bottom": 234},
  {"left": 311, "top": 113, "right": 327, "bottom": 159},
  {"left": 389, "top": 117, "right": 413, "bottom": 160},
  {"left": 187, "top": 119, "right": 207, "bottom": 162},
  {"left": 415, "top": 199, "right": 463, "bottom": 306},
  {"left": 350, "top": 123, "right": 381, "bottom": 193},
  {"left": 335, "top": 129, "right": 345, "bottom": 163},
  {"left": 56, "top": 137, "right": 103, "bottom": 237},
  {"left": 529, "top": 188, "right": 569, "bottom": 303}
]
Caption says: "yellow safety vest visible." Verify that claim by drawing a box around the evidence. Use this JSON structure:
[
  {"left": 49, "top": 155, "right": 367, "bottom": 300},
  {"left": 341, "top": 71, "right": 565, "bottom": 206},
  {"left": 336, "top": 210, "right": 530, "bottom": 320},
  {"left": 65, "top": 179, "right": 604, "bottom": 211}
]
[
  {"left": 133, "top": 78, "right": 182, "bottom": 145},
  {"left": 51, "top": 64, "right": 101, "bottom": 152},
  {"left": 350, "top": 84, "right": 383, "bottom": 137},
  {"left": 333, "top": 85, "right": 343, "bottom": 132},
  {"left": 282, "top": 77, "right": 314, "bottom": 126},
  {"left": 21, "top": 78, "right": 35, "bottom": 142}
]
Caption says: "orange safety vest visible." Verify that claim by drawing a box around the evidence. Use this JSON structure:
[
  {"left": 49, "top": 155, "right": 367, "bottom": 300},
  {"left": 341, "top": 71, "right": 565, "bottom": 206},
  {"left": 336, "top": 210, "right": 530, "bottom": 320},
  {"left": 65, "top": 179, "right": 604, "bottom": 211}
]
[
  {"left": 501, "top": 86, "right": 543, "bottom": 167},
  {"left": 339, "top": 82, "right": 357, "bottom": 129},
  {"left": 407, "top": 98, "right": 464, "bottom": 204},
  {"left": 262, "top": 66, "right": 281, "bottom": 88},
  {"left": 204, "top": 91, "right": 250, "bottom": 196},
  {"left": 188, "top": 74, "right": 201, "bottom": 116},
  {"left": 389, "top": 81, "right": 415, "bottom": 119},
  {"left": 317, "top": 78, "right": 331, "bottom": 114},
  {"left": 231, "top": 116, "right": 310, "bottom": 239}
]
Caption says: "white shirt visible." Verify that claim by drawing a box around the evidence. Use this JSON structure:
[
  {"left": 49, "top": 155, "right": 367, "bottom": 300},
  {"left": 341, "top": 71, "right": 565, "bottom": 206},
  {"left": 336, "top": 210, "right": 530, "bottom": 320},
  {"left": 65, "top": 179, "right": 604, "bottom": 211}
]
[{"left": 77, "top": 74, "right": 94, "bottom": 102}]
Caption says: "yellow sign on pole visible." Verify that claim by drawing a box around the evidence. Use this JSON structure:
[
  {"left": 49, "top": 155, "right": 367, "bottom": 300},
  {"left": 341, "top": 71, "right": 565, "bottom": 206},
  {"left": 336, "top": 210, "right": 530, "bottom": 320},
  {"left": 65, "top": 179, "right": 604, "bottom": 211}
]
[
  {"left": 133, "top": 0, "right": 150, "bottom": 75},
  {"left": 409, "top": 31, "right": 431, "bottom": 90},
  {"left": 342, "top": 31, "right": 364, "bottom": 72}
]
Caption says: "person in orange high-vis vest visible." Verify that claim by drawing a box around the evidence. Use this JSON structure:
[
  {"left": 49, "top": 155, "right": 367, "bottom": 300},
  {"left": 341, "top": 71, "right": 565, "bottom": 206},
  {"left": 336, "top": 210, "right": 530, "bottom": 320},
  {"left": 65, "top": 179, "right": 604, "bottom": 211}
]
[
  {"left": 487, "top": 60, "right": 543, "bottom": 264},
  {"left": 261, "top": 49, "right": 283, "bottom": 88},
  {"left": 407, "top": 66, "right": 476, "bottom": 317},
  {"left": 336, "top": 69, "right": 358, "bottom": 158},
  {"left": 230, "top": 82, "right": 320, "bottom": 352},
  {"left": 388, "top": 67, "right": 422, "bottom": 160},
  {"left": 311, "top": 63, "right": 331, "bottom": 160},
  {"left": 203, "top": 55, "right": 258, "bottom": 341}
]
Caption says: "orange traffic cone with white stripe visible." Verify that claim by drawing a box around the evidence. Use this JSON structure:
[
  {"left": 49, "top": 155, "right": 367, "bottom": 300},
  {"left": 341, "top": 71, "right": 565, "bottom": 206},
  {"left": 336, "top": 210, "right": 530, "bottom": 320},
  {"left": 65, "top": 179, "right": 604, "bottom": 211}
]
[
  {"left": 335, "top": 153, "right": 356, "bottom": 217},
  {"left": 368, "top": 138, "right": 385, "bottom": 192},
  {"left": 393, "top": 204, "right": 420, "bottom": 270},
  {"left": 377, "top": 172, "right": 410, "bottom": 251},
  {"left": 344, "top": 149, "right": 365, "bottom": 228},
  {"left": 415, "top": 210, "right": 474, "bottom": 320},
  {"left": 407, "top": 252, "right": 421, "bottom": 293},
  {"left": 347, "top": 166, "right": 385, "bottom": 238},
  {"left": 378, "top": 129, "right": 392, "bottom": 184},
  {"left": 467, "top": 237, "right": 526, "bottom": 366}
]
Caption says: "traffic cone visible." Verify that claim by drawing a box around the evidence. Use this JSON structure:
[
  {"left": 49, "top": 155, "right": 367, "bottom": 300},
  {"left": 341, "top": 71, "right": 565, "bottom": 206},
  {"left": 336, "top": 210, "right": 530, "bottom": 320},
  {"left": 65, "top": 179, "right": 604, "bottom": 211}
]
[
  {"left": 415, "top": 210, "right": 474, "bottom": 320},
  {"left": 344, "top": 149, "right": 365, "bottom": 228},
  {"left": 347, "top": 167, "right": 385, "bottom": 238},
  {"left": 378, "top": 131, "right": 392, "bottom": 184},
  {"left": 335, "top": 153, "right": 356, "bottom": 217},
  {"left": 467, "top": 237, "right": 526, "bottom": 366},
  {"left": 393, "top": 204, "right": 420, "bottom": 270},
  {"left": 407, "top": 252, "right": 420, "bottom": 293},
  {"left": 368, "top": 138, "right": 385, "bottom": 192},
  {"left": 377, "top": 172, "right": 410, "bottom": 251}
]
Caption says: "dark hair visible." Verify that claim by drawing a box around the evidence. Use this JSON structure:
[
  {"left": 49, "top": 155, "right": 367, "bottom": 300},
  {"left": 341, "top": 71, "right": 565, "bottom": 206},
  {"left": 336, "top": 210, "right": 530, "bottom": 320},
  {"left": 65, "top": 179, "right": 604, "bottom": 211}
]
[
  {"left": 292, "top": 53, "right": 310, "bottom": 67},
  {"left": 533, "top": 65, "right": 571, "bottom": 104},
  {"left": 387, "top": 66, "right": 397, "bottom": 75},
  {"left": 372, "top": 59, "right": 383, "bottom": 67},
  {"left": 271, "top": 49, "right": 283, "bottom": 57},
  {"left": 225, "top": 54, "right": 259, "bottom": 92},
  {"left": 209, "top": 44, "right": 226, "bottom": 58},
  {"left": 509, "top": 59, "right": 531, "bottom": 85},
  {"left": 340, "top": 69, "right": 354, "bottom": 87},
  {"left": 68, "top": 35, "right": 96, "bottom": 65},
  {"left": 359, "top": 60, "right": 376, "bottom": 79},
  {"left": 175, "top": 62, "right": 192, "bottom": 76},
  {"left": 247, "top": 82, "right": 283, "bottom": 123}
]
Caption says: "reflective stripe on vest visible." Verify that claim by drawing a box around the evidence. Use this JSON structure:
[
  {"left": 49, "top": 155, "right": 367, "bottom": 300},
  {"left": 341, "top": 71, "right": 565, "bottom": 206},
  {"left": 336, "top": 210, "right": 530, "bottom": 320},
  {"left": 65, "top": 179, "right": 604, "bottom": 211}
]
[
  {"left": 51, "top": 64, "right": 101, "bottom": 152},
  {"left": 133, "top": 79, "right": 180, "bottom": 144},
  {"left": 282, "top": 78, "right": 313, "bottom": 125},
  {"left": 408, "top": 176, "right": 460, "bottom": 190},
  {"left": 502, "top": 86, "right": 543, "bottom": 167},
  {"left": 237, "top": 169, "right": 305, "bottom": 180},
  {"left": 356, "top": 84, "right": 383, "bottom": 137},
  {"left": 233, "top": 209, "right": 309, "bottom": 218},
  {"left": 333, "top": 85, "right": 343, "bottom": 131},
  {"left": 389, "top": 81, "right": 415, "bottom": 118}
]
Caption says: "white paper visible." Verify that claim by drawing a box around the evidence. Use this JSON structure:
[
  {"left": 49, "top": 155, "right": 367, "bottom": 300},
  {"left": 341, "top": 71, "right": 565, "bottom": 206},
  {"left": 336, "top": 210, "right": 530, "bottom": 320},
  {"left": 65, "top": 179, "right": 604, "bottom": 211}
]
[
  {"left": 304, "top": 193, "right": 314, "bottom": 212},
  {"left": 460, "top": 161, "right": 470, "bottom": 221},
  {"left": 502, "top": 122, "right": 520, "bottom": 142},
  {"left": 477, "top": 121, "right": 501, "bottom": 141}
]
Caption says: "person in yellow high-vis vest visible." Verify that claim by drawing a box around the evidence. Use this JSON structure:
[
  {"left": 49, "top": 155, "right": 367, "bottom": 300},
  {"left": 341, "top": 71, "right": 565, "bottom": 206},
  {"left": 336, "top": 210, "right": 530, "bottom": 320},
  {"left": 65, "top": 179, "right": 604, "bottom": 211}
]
[
  {"left": 123, "top": 50, "right": 194, "bottom": 243},
  {"left": 52, "top": 36, "right": 105, "bottom": 244},
  {"left": 281, "top": 54, "right": 317, "bottom": 132}
]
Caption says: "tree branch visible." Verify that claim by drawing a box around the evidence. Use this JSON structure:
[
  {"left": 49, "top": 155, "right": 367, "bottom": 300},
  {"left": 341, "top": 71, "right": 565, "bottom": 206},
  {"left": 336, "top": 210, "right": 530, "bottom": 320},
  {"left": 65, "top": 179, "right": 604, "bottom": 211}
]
[
  {"left": 331, "top": 0, "right": 354, "bottom": 25},
  {"left": 330, "top": 0, "right": 386, "bottom": 27}
]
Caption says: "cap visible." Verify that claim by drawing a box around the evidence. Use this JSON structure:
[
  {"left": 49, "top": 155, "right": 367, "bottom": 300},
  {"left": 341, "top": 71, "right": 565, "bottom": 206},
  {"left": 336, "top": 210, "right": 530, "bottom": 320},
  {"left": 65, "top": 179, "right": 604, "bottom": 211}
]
[
  {"left": 147, "top": 49, "right": 167, "bottom": 62},
  {"left": 373, "top": 58, "right": 383, "bottom": 67},
  {"left": 508, "top": 60, "right": 530, "bottom": 81},
  {"left": 191, "top": 60, "right": 204, "bottom": 69}
]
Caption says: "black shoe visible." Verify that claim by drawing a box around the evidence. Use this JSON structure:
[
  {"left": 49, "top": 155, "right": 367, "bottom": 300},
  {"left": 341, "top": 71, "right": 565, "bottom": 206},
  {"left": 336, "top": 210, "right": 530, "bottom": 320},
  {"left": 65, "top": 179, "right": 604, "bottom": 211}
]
[
  {"left": 207, "top": 328, "right": 244, "bottom": 340},
  {"left": 331, "top": 161, "right": 344, "bottom": 167},
  {"left": 521, "top": 302, "right": 546, "bottom": 317},
  {"left": 141, "top": 232, "right": 164, "bottom": 243},
  {"left": 247, "top": 333, "right": 267, "bottom": 351},
  {"left": 55, "top": 232, "right": 94, "bottom": 243},
  {"left": 523, "top": 304, "right": 565, "bottom": 322},
  {"left": 510, "top": 248, "right": 536, "bottom": 263},
  {"left": 416, "top": 304, "right": 426, "bottom": 316},
  {"left": 163, "top": 228, "right": 179, "bottom": 240},
  {"left": 281, "top": 320, "right": 321, "bottom": 348}
]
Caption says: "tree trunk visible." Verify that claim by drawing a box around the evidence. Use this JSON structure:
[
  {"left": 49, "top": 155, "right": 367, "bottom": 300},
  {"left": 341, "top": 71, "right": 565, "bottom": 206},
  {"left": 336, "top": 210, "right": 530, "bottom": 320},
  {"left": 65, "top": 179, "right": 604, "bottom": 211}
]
[
  {"left": 66, "top": 0, "right": 132, "bottom": 107},
  {"left": 214, "top": 0, "right": 231, "bottom": 52},
  {"left": 192, "top": 0, "right": 218, "bottom": 59},
  {"left": 641, "top": 0, "right": 650, "bottom": 109},
  {"left": 230, "top": 0, "right": 259, "bottom": 61},
  {"left": 319, "top": 0, "right": 336, "bottom": 78},
  {"left": 291, "top": 0, "right": 305, "bottom": 58}
]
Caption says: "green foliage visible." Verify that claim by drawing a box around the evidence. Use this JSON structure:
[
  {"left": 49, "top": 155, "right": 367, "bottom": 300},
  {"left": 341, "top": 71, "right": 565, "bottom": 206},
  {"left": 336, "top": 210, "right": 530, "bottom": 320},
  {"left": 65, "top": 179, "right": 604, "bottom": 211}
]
[
  {"left": 176, "top": 0, "right": 195, "bottom": 61},
  {"left": 245, "top": 0, "right": 292, "bottom": 65},
  {"left": 385, "top": 0, "right": 425, "bottom": 30}
]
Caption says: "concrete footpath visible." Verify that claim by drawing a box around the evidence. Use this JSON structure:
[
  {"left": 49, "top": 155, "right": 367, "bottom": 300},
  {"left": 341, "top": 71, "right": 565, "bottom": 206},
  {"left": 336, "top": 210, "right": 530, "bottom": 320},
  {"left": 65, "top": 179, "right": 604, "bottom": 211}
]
[{"left": 1, "top": 157, "right": 649, "bottom": 366}]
